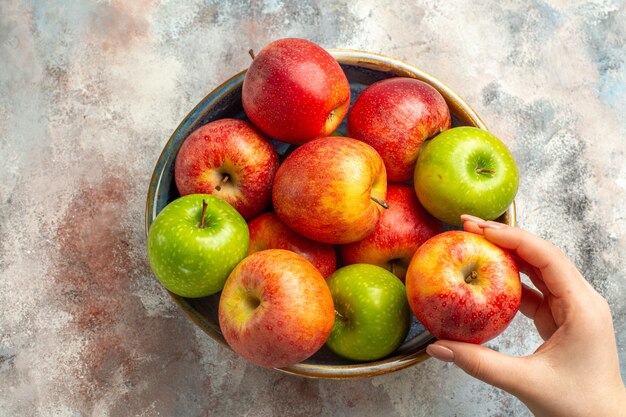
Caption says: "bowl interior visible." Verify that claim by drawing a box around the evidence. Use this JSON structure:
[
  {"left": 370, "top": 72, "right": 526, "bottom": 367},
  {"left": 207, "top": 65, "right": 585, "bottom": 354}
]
[{"left": 145, "top": 49, "right": 516, "bottom": 379}]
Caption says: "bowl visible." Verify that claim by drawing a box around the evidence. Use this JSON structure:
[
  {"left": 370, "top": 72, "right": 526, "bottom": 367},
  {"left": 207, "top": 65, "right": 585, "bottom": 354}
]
[{"left": 145, "top": 49, "right": 516, "bottom": 379}]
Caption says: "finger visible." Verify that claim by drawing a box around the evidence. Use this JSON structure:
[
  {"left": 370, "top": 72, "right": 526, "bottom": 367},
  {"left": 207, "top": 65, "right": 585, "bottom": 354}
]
[
  {"left": 520, "top": 283, "right": 558, "bottom": 340},
  {"left": 428, "top": 340, "right": 531, "bottom": 397},
  {"left": 461, "top": 214, "right": 485, "bottom": 235},
  {"left": 519, "top": 283, "right": 543, "bottom": 320},
  {"left": 476, "top": 222, "right": 587, "bottom": 297},
  {"left": 534, "top": 301, "right": 558, "bottom": 340},
  {"left": 462, "top": 220, "right": 484, "bottom": 235},
  {"left": 515, "top": 258, "right": 549, "bottom": 295}
]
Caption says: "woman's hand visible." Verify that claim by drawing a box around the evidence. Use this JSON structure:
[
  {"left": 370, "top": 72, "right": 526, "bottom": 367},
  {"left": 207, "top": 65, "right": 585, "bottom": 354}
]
[{"left": 426, "top": 215, "right": 626, "bottom": 417}]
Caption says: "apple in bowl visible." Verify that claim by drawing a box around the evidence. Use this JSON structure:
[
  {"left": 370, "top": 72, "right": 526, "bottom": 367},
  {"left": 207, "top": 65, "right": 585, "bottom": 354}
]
[
  {"left": 243, "top": 38, "right": 351, "bottom": 144},
  {"left": 218, "top": 249, "right": 335, "bottom": 368},
  {"left": 247, "top": 212, "right": 337, "bottom": 278},
  {"left": 174, "top": 118, "right": 279, "bottom": 220},
  {"left": 272, "top": 136, "right": 388, "bottom": 245},
  {"left": 414, "top": 126, "right": 519, "bottom": 226},
  {"left": 348, "top": 77, "right": 451, "bottom": 182},
  {"left": 405, "top": 230, "right": 521, "bottom": 344}
]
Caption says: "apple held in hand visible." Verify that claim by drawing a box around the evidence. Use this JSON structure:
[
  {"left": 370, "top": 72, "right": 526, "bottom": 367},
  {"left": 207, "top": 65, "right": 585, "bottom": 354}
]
[
  {"left": 242, "top": 38, "right": 351, "bottom": 144},
  {"left": 340, "top": 184, "right": 444, "bottom": 281},
  {"left": 218, "top": 249, "right": 335, "bottom": 368},
  {"left": 175, "top": 118, "right": 279, "bottom": 220},
  {"left": 405, "top": 230, "right": 521, "bottom": 344},
  {"left": 147, "top": 194, "right": 249, "bottom": 298},
  {"left": 348, "top": 77, "right": 451, "bottom": 182},
  {"left": 413, "top": 126, "right": 519, "bottom": 226},
  {"left": 325, "top": 264, "right": 411, "bottom": 361},
  {"left": 272, "top": 136, "right": 388, "bottom": 244},
  {"left": 248, "top": 212, "right": 337, "bottom": 278}
]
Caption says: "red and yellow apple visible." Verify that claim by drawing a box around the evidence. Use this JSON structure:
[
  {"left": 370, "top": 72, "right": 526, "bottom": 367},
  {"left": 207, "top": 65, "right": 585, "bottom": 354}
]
[
  {"left": 348, "top": 77, "right": 451, "bottom": 182},
  {"left": 174, "top": 118, "right": 279, "bottom": 220},
  {"left": 242, "top": 38, "right": 351, "bottom": 144},
  {"left": 405, "top": 230, "right": 521, "bottom": 344},
  {"left": 340, "top": 184, "right": 443, "bottom": 281},
  {"left": 272, "top": 136, "right": 388, "bottom": 244},
  {"left": 218, "top": 249, "right": 334, "bottom": 368},
  {"left": 247, "top": 212, "right": 337, "bottom": 278}
]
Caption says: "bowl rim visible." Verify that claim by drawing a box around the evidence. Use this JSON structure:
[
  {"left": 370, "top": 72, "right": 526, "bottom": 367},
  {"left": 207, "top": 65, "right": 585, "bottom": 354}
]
[{"left": 145, "top": 48, "right": 517, "bottom": 380}]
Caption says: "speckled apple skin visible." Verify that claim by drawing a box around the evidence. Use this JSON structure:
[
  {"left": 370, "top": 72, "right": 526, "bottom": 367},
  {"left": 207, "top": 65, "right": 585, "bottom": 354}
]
[
  {"left": 272, "top": 136, "right": 387, "bottom": 244},
  {"left": 248, "top": 212, "right": 337, "bottom": 278},
  {"left": 147, "top": 194, "right": 250, "bottom": 298},
  {"left": 347, "top": 77, "right": 451, "bottom": 182},
  {"left": 405, "top": 230, "right": 521, "bottom": 344},
  {"left": 242, "top": 38, "right": 351, "bottom": 144},
  {"left": 325, "top": 264, "right": 411, "bottom": 362},
  {"left": 174, "top": 118, "right": 279, "bottom": 220},
  {"left": 218, "top": 249, "right": 335, "bottom": 369},
  {"left": 340, "top": 184, "right": 444, "bottom": 281}
]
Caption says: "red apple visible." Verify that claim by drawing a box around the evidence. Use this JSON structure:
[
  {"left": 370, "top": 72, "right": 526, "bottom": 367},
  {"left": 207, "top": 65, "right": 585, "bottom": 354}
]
[
  {"left": 174, "top": 118, "right": 279, "bottom": 220},
  {"left": 340, "top": 184, "right": 444, "bottom": 281},
  {"left": 272, "top": 136, "right": 388, "bottom": 244},
  {"left": 405, "top": 230, "right": 521, "bottom": 344},
  {"left": 347, "top": 77, "right": 451, "bottom": 182},
  {"left": 218, "top": 249, "right": 335, "bottom": 368},
  {"left": 242, "top": 38, "right": 351, "bottom": 144},
  {"left": 248, "top": 212, "right": 337, "bottom": 278}
]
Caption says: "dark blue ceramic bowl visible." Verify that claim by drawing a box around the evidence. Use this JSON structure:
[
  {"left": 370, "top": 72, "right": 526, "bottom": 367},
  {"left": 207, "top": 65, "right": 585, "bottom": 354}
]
[{"left": 146, "top": 50, "right": 516, "bottom": 379}]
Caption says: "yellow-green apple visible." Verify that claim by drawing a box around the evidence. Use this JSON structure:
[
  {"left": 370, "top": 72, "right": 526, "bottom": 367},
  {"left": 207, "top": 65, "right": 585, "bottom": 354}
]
[
  {"left": 242, "top": 38, "right": 350, "bottom": 144},
  {"left": 174, "top": 118, "right": 279, "bottom": 220},
  {"left": 347, "top": 77, "right": 451, "bottom": 182},
  {"left": 413, "top": 126, "right": 519, "bottom": 226},
  {"left": 340, "top": 184, "right": 443, "bottom": 281},
  {"left": 405, "top": 230, "right": 521, "bottom": 344},
  {"left": 218, "top": 249, "right": 334, "bottom": 368},
  {"left": 247, "top": 212, "right": 337, "bottom": 278},
  {"left": 147, "top": 194, "right": 249, "bottom": 298},
  {"left": 272, "top": 136, "right": 388, "bottom": 244},
  {"left": 325, "top": 264, "right": 411, "bottom": 361}
]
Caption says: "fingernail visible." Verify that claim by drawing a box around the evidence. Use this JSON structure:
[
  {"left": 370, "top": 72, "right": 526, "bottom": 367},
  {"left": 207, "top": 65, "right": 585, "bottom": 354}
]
[
  {"left": 477, "top": 221, "right": 503, "bottom": 230},
  {"left": 426, "top": 344, "right": 455, "bottom": 362},
  {"left": 461, "top": 214, "right": 484, "bottom": 223}
]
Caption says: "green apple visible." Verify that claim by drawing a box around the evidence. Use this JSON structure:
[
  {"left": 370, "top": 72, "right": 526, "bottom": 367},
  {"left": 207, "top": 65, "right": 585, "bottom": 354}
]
[
  {"left": 325, "top": 264, "right": 411, "bottom": 361},
  {"left": 147, "top": 194, "right": 249, "bottom": 298},
  {"left": 414, "top": 126, "right": 519, "bottom": 225}
]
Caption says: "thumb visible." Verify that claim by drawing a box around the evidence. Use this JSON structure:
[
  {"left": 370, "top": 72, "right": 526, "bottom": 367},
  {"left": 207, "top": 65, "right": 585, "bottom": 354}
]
[{"left": 427, "top": 340, "right": 531, "bottom": 396}]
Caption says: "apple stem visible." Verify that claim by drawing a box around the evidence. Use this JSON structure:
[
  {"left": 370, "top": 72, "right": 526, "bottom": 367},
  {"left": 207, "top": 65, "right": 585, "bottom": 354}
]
[
  {"left": 465, "top": 270, "right": 479, "bottom": 284},
  {"left": 476, "top": 168, "right": 496, "bottom": 174},
  {"left": 248, "top": 49, "right": 255, "bottom": 60},
  {"left": 370, "top": 196, "right": 389, "bottom": 209},
  {"left": 335, "top": 309, "right": 347, "bottom": 322},
  {"left": 215, "top": 174, "right": 230, "bottom": 191},
  {"left": 199, "top": 200, "right": 208, "bottom": 229}
]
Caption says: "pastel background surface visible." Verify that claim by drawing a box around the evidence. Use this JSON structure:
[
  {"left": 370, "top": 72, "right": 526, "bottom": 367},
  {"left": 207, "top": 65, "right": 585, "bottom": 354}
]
[{"left": 1, "top": 1, "right": 624, "bottom": 416}]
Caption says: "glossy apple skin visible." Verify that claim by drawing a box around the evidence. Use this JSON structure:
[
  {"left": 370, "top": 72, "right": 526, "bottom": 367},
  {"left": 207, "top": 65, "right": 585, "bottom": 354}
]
[
  {"left": 218, "top": 249, "right": 335, "bottom": 368},
  {"left": 347, "top": 77, "right": 451, "bottom": 182},
  {"left": 242, "top": 38, "right": 351, "bottom": 144},
  {"left": 413, "top": 126, "right": 519, "bottom": 226},
  {"left": 272, "top": 136, "right": 387, "bottom": 244},
  {"left": 248, "top": 212, "right": 337, "bottom": 278},
  {"left": 325, "top": 264, "right": 411, "bottom": 361},
  {"left": 405, "top": 230, "right": 521, "bottom": 344},
  {"left": 340, "top": 184, "right": 444, "bottom": 281},
  {"left": 174, "top": 118, "right": 279, "bottom": 220},
  {"left": 147, "top": 194, "right": 249, "bottom": 298}
]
